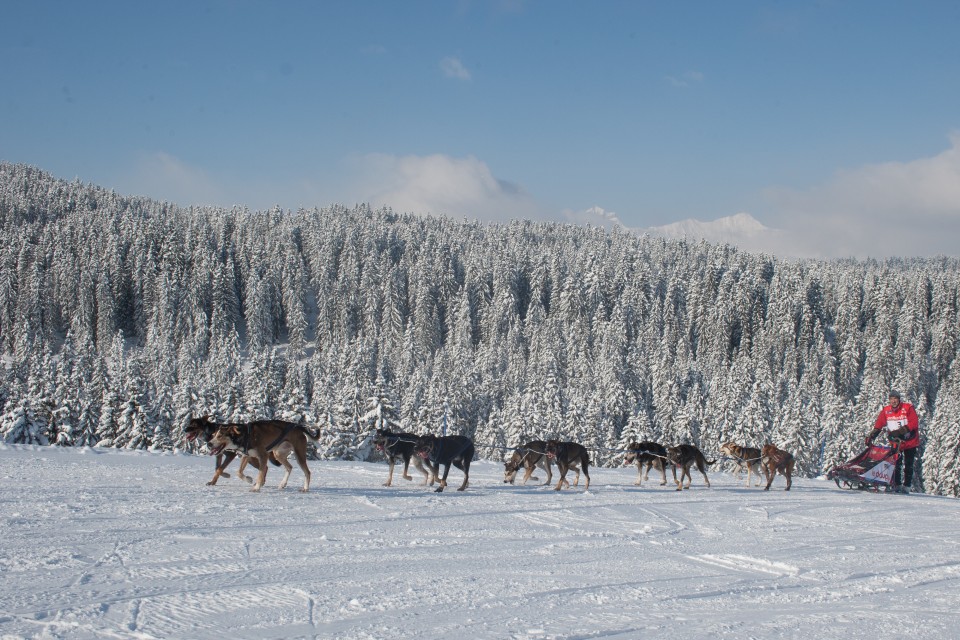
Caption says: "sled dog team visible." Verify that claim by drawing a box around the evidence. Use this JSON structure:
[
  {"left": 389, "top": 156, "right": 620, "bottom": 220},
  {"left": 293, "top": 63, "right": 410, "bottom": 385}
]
[{"left": 186, "top": 416, "right": 795, "bottom": 493}]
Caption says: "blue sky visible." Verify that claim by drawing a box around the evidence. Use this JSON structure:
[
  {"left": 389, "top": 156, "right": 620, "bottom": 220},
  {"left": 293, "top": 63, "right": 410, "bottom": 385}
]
[{"left": 3, "top": 1, "right": 960, "bottom": 258}]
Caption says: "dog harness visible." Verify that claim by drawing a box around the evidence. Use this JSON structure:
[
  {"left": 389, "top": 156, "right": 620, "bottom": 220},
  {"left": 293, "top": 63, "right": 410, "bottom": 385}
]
[{"left": 258, "top": 422, "right": 299, "bottom": 454}]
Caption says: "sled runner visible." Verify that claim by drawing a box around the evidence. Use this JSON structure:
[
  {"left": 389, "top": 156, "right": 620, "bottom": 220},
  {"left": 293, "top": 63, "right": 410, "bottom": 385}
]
[{"left": 827, "top": 445, "right": 900, "bottom": 492}]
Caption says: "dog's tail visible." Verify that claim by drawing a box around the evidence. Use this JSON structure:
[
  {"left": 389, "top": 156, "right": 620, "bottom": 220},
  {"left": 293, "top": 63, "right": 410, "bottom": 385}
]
[
  {"left": 301, "top": 425, "right": 322, "bottom": 444},
  {"left": 705, "top": 458, "right": 718, "bottom": 466}
]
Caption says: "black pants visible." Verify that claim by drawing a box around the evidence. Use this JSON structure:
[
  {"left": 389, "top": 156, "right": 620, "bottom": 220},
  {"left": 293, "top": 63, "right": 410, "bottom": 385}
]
[{"left": 895, "top": 447, "right": 917, "bottom": 488}]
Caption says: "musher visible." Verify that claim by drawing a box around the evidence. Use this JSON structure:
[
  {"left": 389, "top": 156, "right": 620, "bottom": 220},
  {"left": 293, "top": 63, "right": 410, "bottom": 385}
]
[{"left": 864, "top": 390, "right": 920, "bottom": 493}]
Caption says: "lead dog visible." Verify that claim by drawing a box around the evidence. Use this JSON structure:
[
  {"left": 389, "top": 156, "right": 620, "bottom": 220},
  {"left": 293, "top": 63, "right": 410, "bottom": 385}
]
[
  {"left": 208, "top": 421, "right": 319, "bottom": 492},
  {"left": 373, "top": 428, "right": 437, "bottom": 487},
  {"left": 545, "top": 440, "right": 591, "bottom": 491},
  {"left": 504, "top": 440, "right": 552, "bottom": 486},
  {"left": 415, "top": 434, "right": 474, "bottom": 492},
  {"left": 666, "top": 444, "right": 715, "bottom": 491},
  {"left": 761, "top": 444, "right": 795, "bottom": 491},
  {"left": 720, "top": 441, "right": 763, "bottom": 487},
  {"left": 186, "top": 416, "right": 239, "bottom": 485},
  {"left": 623, "top": 441, "right": 669, "bottom": 486}
]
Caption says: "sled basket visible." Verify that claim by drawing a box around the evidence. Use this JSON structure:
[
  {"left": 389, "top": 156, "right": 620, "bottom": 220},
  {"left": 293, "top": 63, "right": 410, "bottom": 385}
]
[{"left": 827, "top": 445, "right": 900, "bottom": 492}]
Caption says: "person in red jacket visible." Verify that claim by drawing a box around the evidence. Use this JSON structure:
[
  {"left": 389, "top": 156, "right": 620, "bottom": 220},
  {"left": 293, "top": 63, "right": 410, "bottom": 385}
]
[{"left": 865, "top": 390, "right": 920, "bottom": 493}]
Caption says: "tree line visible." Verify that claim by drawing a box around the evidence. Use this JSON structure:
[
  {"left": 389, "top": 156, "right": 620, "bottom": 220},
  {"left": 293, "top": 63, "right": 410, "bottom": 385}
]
[{"left": 2, "top": 162, "right": 959, "bottom": 494}]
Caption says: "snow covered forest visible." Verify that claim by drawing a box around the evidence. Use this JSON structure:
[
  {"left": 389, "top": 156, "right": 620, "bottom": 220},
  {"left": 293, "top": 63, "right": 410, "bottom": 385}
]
[{"left": 2, "top": 162, "right": 960, "bottom": 495}]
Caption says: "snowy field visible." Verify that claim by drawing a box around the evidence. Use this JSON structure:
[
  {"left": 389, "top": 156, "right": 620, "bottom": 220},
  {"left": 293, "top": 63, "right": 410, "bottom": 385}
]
[{"left": 2, "top": 444, "right": 960, "bottom": 640}]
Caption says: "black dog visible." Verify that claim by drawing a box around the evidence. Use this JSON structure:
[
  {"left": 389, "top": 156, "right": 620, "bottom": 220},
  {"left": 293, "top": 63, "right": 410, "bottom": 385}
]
[
  {"left": 666, "top": 444, "right": 716, "bottom": 491},
  {"left": 414, "top": 434, "right": 475, "bottom": 492},
  {"left": 185, "top": 416, "right": 239, "bottom": 485},
  {"left": 545, "top": 440, "right": 591, "bottom": 491},
  {"left": 624, "top": 440, "right": 669, "bottom": 487},
  {"left": 373, "top": 428, "right": 437, "bottom": 487}
]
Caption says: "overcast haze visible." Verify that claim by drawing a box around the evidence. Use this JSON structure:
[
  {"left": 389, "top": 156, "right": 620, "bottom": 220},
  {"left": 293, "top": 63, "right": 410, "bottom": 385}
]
[{"left": 3, "top": 1, "right": 960, "bottom": 258}]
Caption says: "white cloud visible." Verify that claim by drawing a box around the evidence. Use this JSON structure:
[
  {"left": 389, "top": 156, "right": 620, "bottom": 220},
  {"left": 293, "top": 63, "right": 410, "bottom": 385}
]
[
  {"left": 352, "top": 153, "right": 543, "bottom": 222},
  {"left": 120, "top": 152, "right": 229, "bottom": 208},
  {"left": 760, "top": 133, "right": 960, "bottom": 258},
  {"left": 667, "top": 70, "right": 705, "bottom": 88},
  {"left": 440, "top": 56, "right": 472, "bottom": 80}
]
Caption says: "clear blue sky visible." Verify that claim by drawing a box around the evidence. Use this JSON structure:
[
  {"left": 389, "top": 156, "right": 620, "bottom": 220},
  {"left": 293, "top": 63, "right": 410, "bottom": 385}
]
[{"left": 3, "top": 1, "right": 960, "bottom": 258}]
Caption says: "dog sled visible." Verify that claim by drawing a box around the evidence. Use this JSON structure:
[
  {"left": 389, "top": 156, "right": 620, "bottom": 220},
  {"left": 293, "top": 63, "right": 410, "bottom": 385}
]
[{"left": 827, "top": 444, "right": 900, "bottom": 492}]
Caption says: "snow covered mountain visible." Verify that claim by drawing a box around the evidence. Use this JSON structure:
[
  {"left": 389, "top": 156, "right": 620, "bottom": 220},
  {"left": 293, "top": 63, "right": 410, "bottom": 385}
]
[{"left": 647, "top": 211, "right": 778, "bottom": 246}]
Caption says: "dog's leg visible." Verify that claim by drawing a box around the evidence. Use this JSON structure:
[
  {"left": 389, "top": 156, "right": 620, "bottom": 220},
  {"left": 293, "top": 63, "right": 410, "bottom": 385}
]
[
  {"left": 581, "top": 457, "right": 590, "bottom": 491},
  {"left": 543, "top": 458, "right": 553, "bottom": 486},
  {"left": 521, "top": 464, "right": 536, "bottom": 485},
  {"left": 553, "top": 462, "right": 567, "bottom": 491},
  {"left": 672, "top": 463, "right": 682, "bottom": 491},
  {"left": 658, "top": 460, "right": 668, "bottom": 486},
  {"left": 276, "top": 455, "right": 293, "bottom": 490},
  {"left": 251, "top": 447, "right": 269, "bottom": 492},
  {"left": 384, "top": 458, "right": 396, "bottom": 487},
  {"left": 207, "top": 451, "right": 237, "bottom": 486},
  {"left": 411, "top": 456, "right": 432, "bottom": 485},
  {"left": 763, "top": 463, "right": 774, "bottom": 490},
  {"left": 295, "top": 447, "right": 311, "bottom": 492},
  {"left": 435, "top": 463, "right": 450, "bottom": 493},
  {"left": 634, "top": 462, "right": 643, "bottom": 486},
  {"left": 681, "top": 464, "right": 693, "bottom": 490},
  {"left": 237, "top": 456, "right": 254, "bottom": 484},
  {"left": 571, "top": 464, "right": 581, "bottom": 487},
  {"left": 401, "top": 455, "right": 414, "bottom": 482},
  {"left": 216, "top": 453, "right": 231, "bottom": 479},
  {"left": 455, "top": 458, "right": 470, "bottom": 491},
  {"left": 697, "top": 459, "right": 710, "bottom": 488}
]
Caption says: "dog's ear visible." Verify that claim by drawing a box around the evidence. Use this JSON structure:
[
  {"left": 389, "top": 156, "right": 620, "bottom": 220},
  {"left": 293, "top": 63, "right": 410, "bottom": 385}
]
[{"left": 229, "top": 426, "right": 241, "bottom": 436}]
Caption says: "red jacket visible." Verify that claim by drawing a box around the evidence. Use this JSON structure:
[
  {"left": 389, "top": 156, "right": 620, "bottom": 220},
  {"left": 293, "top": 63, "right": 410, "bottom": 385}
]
[{"left": 871, "top": 402, "right": 920, "bottom": 450}]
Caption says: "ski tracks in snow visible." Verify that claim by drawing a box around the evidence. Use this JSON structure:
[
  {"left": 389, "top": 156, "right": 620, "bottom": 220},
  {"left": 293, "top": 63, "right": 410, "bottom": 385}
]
[{"left": 4, "top": 446, "right": 960, "bottom": 638}]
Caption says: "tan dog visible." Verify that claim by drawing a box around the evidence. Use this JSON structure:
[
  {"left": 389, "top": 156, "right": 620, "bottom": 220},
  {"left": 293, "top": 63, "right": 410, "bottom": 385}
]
[
  {"left": 666, "top": 444, "right": 715, "bottom": 491},
  {"left": 720, "top": 441, "right": 764, "bottom": 487},
  {"left": 209, "top": 421, "right": 319, "bottom": 492},
  {"left": 761, "top": 444, "right": 795, "bottom": 491},
  {"left": 504, "top": 440, "right": 552, "bottom": 486}
]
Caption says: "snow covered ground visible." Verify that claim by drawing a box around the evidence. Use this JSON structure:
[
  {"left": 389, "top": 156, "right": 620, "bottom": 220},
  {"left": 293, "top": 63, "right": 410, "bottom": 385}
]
[{"left": 2, "top": 444, "right": 960, "bottom": 640}]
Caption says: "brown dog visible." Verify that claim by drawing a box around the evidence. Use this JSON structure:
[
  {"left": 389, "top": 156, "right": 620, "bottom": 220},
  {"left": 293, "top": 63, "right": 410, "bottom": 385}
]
[
  {"left": 208, "top": 421, "right": 319, "bottom": 492},
  {"left": 720, "top": 441, "right": 764, "bottom": 487},
  {"left": 761, "top": 444, "right": 795, "bottom": 491},
  {"left": 624, "top": 441, "right": 669, "bottom": 487},
  {"left": 666, "top": 444, "right": 715, "bottom": 491},
  {"left": 544, "top": 440, "right": 591, "bottom": 491},
  {"left": 504, "top": 440, "right": 552, "bottom": 486}
]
